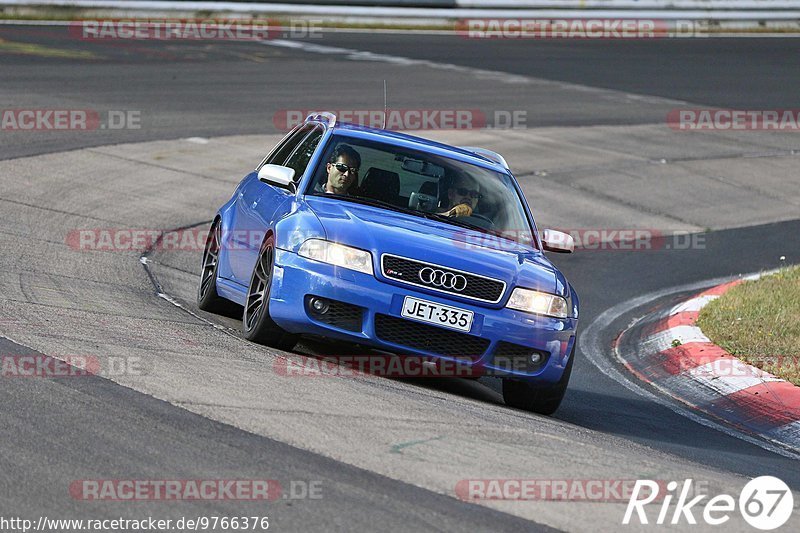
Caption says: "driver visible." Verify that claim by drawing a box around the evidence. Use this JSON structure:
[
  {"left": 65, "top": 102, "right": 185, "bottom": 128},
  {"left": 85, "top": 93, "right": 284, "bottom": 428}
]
[
  {"left": 441, "top": 173, "right": 482, "bottom": 217},
  {"left": 316, "top": 144, "right": 361, "bottom": 195}
]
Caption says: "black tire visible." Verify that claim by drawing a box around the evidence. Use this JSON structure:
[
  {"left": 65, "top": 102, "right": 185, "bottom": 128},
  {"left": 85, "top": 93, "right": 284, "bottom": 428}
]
[
  {"left": 502, "top": 344, "right": 574, "bottom": 415},
  {"left": 242, "top": 235, "right": 298, "bottom": 351},
  {"left": 197, "top": 220, "right": 232, "bottom": 314}
]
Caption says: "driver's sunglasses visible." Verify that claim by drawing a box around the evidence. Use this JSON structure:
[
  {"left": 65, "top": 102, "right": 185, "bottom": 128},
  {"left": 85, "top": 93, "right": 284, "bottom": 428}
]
[
  {"left": 334, "top": 163, "right": 359, "bottom": 174},
  {"left": 456, "top": 187, "right": 483, "bottom": 199}
]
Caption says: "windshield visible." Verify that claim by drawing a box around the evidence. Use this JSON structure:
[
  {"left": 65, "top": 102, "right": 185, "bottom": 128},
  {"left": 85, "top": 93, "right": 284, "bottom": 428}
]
[{"left": 306, "top": 134, "right": 536, "bottom": 248}]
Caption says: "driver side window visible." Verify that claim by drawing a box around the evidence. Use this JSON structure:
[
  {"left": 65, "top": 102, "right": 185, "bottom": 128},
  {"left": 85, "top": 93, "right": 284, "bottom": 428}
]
[
  {"left": 283, "top": 127, "right": 323, "bottom": 181},
  {"left": 259, "top": 124, "right": 315, "bottom": 170}
]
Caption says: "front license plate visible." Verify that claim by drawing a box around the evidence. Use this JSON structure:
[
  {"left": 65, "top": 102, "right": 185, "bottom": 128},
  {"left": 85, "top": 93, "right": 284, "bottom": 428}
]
[{"left": 401, "top": 296, "right": 474, "bottom": 333}]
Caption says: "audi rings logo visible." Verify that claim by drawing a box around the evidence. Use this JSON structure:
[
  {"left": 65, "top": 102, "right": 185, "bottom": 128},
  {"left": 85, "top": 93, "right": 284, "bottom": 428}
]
[{"left": 418, "top": 267, "right": 468, "bottom": 291}]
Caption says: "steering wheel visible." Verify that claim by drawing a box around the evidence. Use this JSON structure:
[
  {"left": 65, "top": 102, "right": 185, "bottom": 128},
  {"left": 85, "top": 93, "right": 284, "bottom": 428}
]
[
  {"left": 459, "top": 213, "right": 495, "bottom": 230},
  {"left": 467, "top": 213, "right": 493, "bottom": 224}
]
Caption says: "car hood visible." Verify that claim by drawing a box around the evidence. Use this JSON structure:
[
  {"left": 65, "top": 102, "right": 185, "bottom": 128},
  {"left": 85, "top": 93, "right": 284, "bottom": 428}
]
[{"left": 305, "top": 196, "right": 563, "bottom": 297}]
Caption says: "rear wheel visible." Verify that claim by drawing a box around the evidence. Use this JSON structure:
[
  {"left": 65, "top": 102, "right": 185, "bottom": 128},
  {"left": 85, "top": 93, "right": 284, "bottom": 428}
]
[
  {"left": 502, "top": 344, "right": 574, "bottom": 415},
  {"left": 243, "top": 236, "right": 298, "bottom": 351}
]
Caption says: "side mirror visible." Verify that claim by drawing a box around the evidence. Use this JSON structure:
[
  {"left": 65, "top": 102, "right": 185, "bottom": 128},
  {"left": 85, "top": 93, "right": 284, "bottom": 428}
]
[
  {"left": 258, "top": 164, "right": 296, "bottom": 190},
  {"left": 540, "top": 229, "right": 574, "bottom": 253}
]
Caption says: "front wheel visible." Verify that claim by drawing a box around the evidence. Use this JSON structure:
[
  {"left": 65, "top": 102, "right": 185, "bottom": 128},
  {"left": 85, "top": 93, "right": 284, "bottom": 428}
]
[
  {"left": 242, "top": 236, "right": 298, "bottom": 351},
  {"left": 502, "top": 344, "right": 574, "bottom": 415},
  {"left": 197, "top": 220, "right": 230, "bottom": 313}
]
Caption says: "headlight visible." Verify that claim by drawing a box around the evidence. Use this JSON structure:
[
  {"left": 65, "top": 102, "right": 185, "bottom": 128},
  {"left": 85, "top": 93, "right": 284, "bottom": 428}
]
[
  {"left": 506, "top": 288, "right": 568, "bottom": 318},
  {"left": 298, "top": 239, "right": 374, "bottom": 275}
]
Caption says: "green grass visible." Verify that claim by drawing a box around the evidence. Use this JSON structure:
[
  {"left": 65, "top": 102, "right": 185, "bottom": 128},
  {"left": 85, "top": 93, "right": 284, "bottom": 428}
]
[{"left": 697, "top": 266, "right": 800, "bottom": 385}]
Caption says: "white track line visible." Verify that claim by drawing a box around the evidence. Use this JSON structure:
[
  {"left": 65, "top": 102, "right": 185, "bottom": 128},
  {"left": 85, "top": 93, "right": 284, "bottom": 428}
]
[
  {"left": 260, "top": 38, "right": 695, "bottom": 108},
  {"left": 646, "top": 324, "right": 711, "bottom": 348},
  {"left": 670, "top": 294, "right": 718, "bottom": 313}
]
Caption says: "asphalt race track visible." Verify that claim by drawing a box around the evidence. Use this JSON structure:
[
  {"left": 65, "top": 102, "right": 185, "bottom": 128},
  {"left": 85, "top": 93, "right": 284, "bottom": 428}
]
[{"left": 1, "top": 25, "right": 800, "bottom": 531}]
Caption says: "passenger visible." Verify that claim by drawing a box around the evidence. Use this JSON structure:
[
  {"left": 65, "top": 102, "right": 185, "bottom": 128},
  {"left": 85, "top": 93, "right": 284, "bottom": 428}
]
[
  {"left": 441, "top": 173, "right": 482, "bottom": 217},
  {"left": 316, "top": 144, "right": 361, "bottom": 195}
]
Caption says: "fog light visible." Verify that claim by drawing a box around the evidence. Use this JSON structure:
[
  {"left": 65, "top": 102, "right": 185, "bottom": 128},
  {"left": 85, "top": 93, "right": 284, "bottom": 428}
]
[
  {"left": 530, "top": 353, "right": 542, "bottom": 365},
  {"left": 309, "top": 297, "right": 329, "bottom": 315}
]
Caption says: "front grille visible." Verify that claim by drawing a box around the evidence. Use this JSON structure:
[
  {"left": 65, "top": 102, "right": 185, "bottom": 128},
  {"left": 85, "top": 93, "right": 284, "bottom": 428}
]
[
  {"left": 374, "top": 314, "right": 490, "bottom": 359},
  {"left": 306, "top": 296, "right": 364, "bottom": 332},
  {"left": 491, "top": 341, "right": 549, "bottom": 373},
  {"left": 381, "top": 254, "right": 505, "bottom": 303}
]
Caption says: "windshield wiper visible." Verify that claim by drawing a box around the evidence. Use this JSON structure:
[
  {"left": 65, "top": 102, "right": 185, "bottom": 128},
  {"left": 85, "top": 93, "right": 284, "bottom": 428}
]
[
  {"left": 414, "top": 211, "right": 485, "bottom": 232},
  {"left": 324, "top": 194, "right": 417, "bottom": 216},
  {"left": 350, "top": 197, "right": 486, "bottom": 233},
  {"left": 420, "top": 212, "right": 537, "bottom": 250}
]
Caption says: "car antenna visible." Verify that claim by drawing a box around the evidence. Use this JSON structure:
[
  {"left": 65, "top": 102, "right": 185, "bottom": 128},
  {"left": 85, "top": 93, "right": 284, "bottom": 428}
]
[{"left": 382, "top": 80, "right": 388, "bottom": 130}]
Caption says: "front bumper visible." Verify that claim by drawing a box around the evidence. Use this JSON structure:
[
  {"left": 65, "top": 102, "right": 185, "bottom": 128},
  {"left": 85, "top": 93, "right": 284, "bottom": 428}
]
[{"left": 268, "top": 250, "right": 577, "bottom": 383}]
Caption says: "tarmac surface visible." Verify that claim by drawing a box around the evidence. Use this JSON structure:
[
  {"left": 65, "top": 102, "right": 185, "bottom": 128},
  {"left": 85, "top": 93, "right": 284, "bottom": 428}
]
[{"left": 1, "top": 25, "right": 799, "bottom": 531}]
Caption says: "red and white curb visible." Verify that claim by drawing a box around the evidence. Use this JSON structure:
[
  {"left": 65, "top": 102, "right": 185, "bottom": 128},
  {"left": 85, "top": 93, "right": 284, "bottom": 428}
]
[{"left": 615, "top": 273, "right": 800, "bottom": 451}]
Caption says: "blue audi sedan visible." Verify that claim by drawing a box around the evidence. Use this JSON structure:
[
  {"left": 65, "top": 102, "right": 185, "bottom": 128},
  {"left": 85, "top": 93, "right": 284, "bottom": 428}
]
[{"left": 198, "top": 113, "right": 579, "bottom": 414}]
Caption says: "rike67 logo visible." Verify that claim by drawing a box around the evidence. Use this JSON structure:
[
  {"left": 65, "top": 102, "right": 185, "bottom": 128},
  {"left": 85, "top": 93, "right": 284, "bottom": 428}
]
[{"left": 623, "top": 477, "right": 794, "bottom": 530}]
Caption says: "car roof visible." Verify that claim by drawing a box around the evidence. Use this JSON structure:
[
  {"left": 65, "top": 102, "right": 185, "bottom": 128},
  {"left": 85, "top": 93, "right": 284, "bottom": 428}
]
[{"left": 305, "top": 115, "right": 510, "bottom": 173}]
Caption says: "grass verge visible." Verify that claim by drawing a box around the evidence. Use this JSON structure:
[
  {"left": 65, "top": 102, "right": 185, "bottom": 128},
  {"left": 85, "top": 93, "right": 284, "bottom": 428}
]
[{"left": 697, "top": 266, "right": 800, "bottom": 385}]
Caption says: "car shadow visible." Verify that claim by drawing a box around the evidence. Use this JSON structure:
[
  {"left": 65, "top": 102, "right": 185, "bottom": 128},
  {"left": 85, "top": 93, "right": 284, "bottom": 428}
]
[{"left": 295, "top": 336, "right": 505, "bottom": 404}]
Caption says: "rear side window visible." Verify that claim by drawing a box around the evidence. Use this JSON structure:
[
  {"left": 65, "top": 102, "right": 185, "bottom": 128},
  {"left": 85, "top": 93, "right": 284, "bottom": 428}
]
[
  {"left": 284, "top": 127, "right": 323, "bottom": 180},
  {"left": 262, "top": 124, "right": 315, "bottom": 168}
]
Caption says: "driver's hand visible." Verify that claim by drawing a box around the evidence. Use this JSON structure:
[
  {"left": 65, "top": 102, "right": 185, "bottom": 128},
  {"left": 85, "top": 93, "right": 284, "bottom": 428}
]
[{"left": 444, "top": 203, "right": 473, "bottom": 218}]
